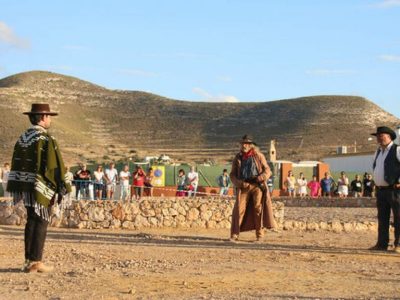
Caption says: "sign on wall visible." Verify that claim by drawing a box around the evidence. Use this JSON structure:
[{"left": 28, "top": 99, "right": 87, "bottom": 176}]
[{"left": 152, "top": 166, "right": 165, "bottom": 186}]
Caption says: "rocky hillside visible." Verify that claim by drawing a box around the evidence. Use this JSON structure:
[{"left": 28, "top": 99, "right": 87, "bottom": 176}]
[{"left": 0, "top": 71, "right": 398, "bottom": 165}]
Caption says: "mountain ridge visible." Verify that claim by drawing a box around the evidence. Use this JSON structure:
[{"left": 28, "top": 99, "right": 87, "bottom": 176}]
[{"left": 0, "top": 70, "right": 398, "bottom": 165}]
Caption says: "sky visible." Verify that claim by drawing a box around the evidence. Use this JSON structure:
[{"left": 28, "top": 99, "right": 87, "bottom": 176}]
[{"left": 1, "top": 0, "right": 400, "bottom": 117}]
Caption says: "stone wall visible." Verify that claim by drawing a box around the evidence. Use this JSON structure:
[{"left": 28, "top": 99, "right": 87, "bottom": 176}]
[
  {"left": 281, "top": 196, "right": 376, "bottom": 208},
  {"left": 1, "top": 197, "right": 380, "bottom": 232},
  {"left": 0, "top": 197, "right": 284, "bottom": 230}
]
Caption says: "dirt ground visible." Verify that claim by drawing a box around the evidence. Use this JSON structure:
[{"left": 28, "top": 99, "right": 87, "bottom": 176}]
[{"left": 0, "top": 225, "right": 399, "bottom": 300}]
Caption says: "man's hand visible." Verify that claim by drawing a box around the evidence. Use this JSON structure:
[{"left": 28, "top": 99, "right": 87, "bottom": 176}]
[
  {"left": 393, "top": 183, "right": 400, "bottom": 190},
  {"left": 257, "top": 175, "right": 265, "bottom": 183}
]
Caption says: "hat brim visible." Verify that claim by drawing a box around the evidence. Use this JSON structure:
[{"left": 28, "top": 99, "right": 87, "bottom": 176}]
[
  {"left": 240, "top": 141, "right": 257, "bottom": 146},
  {"left": 371, "top": 132, "right": 396, "bottom": 140},
  {"left": 23, "top": 112, "right": 58, "bottom": 116}
]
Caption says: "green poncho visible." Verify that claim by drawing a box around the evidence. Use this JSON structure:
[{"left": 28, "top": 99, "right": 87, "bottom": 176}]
[{"left": 7, "top": 126, "right": 71, "bottom": 208}]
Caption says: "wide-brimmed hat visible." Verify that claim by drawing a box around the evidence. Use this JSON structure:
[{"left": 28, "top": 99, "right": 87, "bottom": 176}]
[
  {"left": 23, "top": 103, "right": 58, "bottom": 116},
  {"left": 371, "top": 126, "right": 396, "bottom": 140},
  {"left": 239, "top": 134, "right": 257, "bottom": 145}
]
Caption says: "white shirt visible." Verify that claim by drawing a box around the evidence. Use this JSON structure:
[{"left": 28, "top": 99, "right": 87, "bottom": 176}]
[
  {"left": 64, "top": 171, "right": 74, "bottom": 184},
  {"left": 187, "top": 171, "right": 199, "bottom": 186},
  {"left": 105, "top": 168, "right": 118, "bottom": 184},
  {"left": 1, "top": 168, "right": 10, "bottom": 183},
  {"left": 94, "top": 171, "right": 105, "bottom": 183},
  {"left": 119, "top": 170, "right": 131, "bottom": 186},
  {"left": 373, "top": 142, "right": 400, "bottom": 186}
]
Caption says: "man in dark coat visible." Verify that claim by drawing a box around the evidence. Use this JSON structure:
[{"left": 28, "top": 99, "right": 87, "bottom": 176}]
[
  {"left": 230, "top": 135, "right": 276, "bottom": 242},
  {"left": 369, "top": 126, "right": 400, "bottom": 253},
  {"left": 7, "top": 103, "right": 71, "bottom": 272}
]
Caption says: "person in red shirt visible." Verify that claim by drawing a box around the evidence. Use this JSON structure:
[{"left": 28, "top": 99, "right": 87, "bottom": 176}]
[
  {"left": 132, "top": 166, "right": 146, "bottom": 200},
  {"left": 307, "top": 175, "right": 321, "bottom": 198}
]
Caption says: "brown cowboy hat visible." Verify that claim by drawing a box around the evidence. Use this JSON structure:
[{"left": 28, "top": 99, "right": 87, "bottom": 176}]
[
  {"left": 371, "top": 126, "right": 396, "bottom": 140},
  {"left": 23, "top": 103, "right": 58, "bottom": 116},
  {"left": 239, "top": 134, "right": 257, "bottom": 145}
]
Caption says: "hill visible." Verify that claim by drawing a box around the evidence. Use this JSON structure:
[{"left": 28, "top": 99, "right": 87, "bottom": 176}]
[{"left": 0, "top": 70, "right": 398, "bottom": 165}]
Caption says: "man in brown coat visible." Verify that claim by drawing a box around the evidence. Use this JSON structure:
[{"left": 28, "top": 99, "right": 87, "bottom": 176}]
[{"left": 230, "top": 135, "right": 276, "bottom": 241}]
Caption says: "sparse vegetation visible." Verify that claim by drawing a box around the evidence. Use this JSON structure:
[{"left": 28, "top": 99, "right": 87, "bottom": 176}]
[{"left": 0, "top": 70, "right": 399, "bottom": 165}]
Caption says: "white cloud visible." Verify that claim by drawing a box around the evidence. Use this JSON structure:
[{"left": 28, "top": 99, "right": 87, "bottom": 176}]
[
  {"left": 306, "top": 69, "right": 356, "bottom": 76},
  {"left": 372, "top": 0, "right": 400, "bottom": 8},
  {"left": 117, "top": 68, "right": 158, "bottom": 78},
  {"left": 379, "top": 54, "right": 400, "bottom": 62},
  {"left": 192, "top": 87, "right": 240, "bottom": 102},
  {"left": 0, "top": 21, "right": 30, "bottom": 49}
]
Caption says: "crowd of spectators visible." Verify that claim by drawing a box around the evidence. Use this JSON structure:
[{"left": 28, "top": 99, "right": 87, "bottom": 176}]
[
  {"left": 69, "top": 162, "right": 155, "bottom": 201},
  {"left": 285, "top": 170, "right": 376, "bottom": 198},
  {"left": 0, "top": 159, "right": 378, "bottom": 200}
]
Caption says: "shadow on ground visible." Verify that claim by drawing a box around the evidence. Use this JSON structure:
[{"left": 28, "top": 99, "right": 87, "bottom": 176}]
[{"left": 0, "top": 225, "right": 395, "bottom": 258}]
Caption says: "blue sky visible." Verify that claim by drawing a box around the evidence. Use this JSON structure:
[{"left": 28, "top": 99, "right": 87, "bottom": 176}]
[{"left": 1, "top": 0, "right": 400, "bottom": 117}]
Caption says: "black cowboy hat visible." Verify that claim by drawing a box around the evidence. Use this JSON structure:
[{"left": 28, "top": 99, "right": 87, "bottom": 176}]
[
  {"left": 239, "top": 134, "right": 257, "bottom": 145},
  {"left": 371, "top": 126, "right": 396, "bottom": 140},
  {"left": 23, "top": 103, "right": 58, "bottom": 116}
]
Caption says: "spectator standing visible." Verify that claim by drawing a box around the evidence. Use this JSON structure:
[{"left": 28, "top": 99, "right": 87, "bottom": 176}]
[
  {"left": 119, "top": 164, "right": 131, "bottom": 202},
  {"left": 0, "top": 162, "right": 11, "bottom": 197},
  {"left": 350, "top": 174, "right": 363, "bottom": 197},
  {"left": 363, "top": 174, "right": 375, "bottom": 197},
  {"left": 267, "top": 176, "right": 274, "bottom": 195},
  {"left": 144, "top": 168, "right": 154, "bottom": 197},
  {"left": 320, "top": 172, "right": 335, "bottom": 198},
  {"left": 105, "top": 162, "right": 118, "bottom": 200},
  {"left": 337, "top": 171, "right": 349, "bottom": 198},
  {"left": 285, "top": 170, "right": 296, "bottom": 197},
  {"left": 63, "top": 166, "right": 74, "bottom": 208},
  {"left": 217, "top": 169, "right": 231, "bottom": 196},
  {"left": 307, "top": 175, "right": 321, "bottom": 198},
  {"left": 93, "top": 165, "right": 106, "bottom": 200},
  {"left": 176, "top": 169, "right": 187, "bottom": 197},
  {"left": 75, "top": 164, "right": 91, "bottom": 200},
  {"left": 132, "top": 166, "right": 146, "bottom": 200},
  {"left": 187, "top": 166, "right": 199, "bottom": 197},
  {"left": 297, "top": 172, "right": 308, "bottom": 198}
]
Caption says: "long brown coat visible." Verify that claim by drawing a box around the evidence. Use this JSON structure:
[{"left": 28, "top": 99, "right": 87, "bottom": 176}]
[{"left": 230, "top": 149, "right": 276, "bottom": 234}]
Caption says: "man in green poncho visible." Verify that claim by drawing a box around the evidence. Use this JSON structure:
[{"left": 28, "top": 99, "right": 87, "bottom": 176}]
[{"left": 7, "top": 103, "right": 71, "bottom": 273}]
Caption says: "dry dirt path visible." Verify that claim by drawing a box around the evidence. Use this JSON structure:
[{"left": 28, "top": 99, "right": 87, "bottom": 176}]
[{"left": 0, "top": 225, "right": 399, "bottom": 300}]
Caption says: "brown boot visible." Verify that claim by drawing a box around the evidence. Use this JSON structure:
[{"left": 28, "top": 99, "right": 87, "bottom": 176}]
[{"left": 27, "top": 261, "right": 54, "bottom": 273}]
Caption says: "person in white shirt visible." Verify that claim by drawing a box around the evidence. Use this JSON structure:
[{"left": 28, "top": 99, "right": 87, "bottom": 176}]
[
  {"left": 105, "top": 162, "right": 118, "bottom": 200},
  {"left": 119, "top": 164, "right": 131, "bottom": 202},
  {"left": 187, "top": 166, "right": 199, "bottom": 197},
  {"left": 296, "top": 172, "right": 307, "bottom": 198},
  {"left": 370, "top": 126, "right": 400, "bottom": 253},
  {"left": 337, "top": 171, "right": 349, "bottom": 198},
  {"left": 0, "top": 162, "right": 11, "bottom": 197},
  {"left": 93, "top": 165, "right": 106, "bottom": 200},
  {"left": 63, "top": 166, "right": 74, "bottom": 207}
]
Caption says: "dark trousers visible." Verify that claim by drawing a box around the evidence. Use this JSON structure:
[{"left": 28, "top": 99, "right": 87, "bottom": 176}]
[
  {"left": 25, "top": 207, "right": 49, "bottom": 261},
  {"left": 376, "top": 189, "right": 400, "bottom": 247}
]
